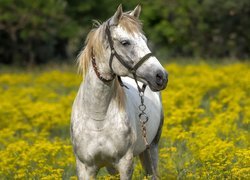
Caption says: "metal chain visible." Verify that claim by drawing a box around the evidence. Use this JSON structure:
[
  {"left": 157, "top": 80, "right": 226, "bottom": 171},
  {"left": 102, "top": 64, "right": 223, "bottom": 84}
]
[
  {"left": 138, "top": 91, "right": 158, "bottom": 179},
  {"left": 138, "top": 91, "right": 150, "bottom": 148}
]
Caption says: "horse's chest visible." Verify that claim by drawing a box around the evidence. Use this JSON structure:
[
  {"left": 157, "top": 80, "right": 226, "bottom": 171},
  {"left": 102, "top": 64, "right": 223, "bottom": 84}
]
[{"left": 74, "top": 118, "right": 134, "bottom": 166}]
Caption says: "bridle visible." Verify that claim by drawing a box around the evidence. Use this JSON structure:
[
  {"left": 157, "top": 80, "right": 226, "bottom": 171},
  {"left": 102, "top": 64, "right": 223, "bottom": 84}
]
[{"left": 91, "top": 21, "right": 154, "bottom": 93}]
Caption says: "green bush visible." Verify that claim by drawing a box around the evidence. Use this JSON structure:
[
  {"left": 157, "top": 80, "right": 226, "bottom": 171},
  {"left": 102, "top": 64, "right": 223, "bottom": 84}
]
[
  {"left": 142, "top": 0, "right": 250, "bottom": 58},
  {"left": 0, "top": 0, "right": 79, "bottom": 65},
  {"left": 0, "top": 0, "right": 250, "bottom": 65}
]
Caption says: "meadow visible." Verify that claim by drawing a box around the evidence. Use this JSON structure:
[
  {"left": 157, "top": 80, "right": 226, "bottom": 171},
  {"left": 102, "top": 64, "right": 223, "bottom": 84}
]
[{"left": 0, "top": 62, "right": 249, "bottom": 179}]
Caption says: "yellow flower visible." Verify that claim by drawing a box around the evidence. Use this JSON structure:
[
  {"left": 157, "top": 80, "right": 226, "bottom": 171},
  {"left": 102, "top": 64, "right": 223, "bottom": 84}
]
[{"left": 0, "top": 63, "right": 249, "bottom": 179}]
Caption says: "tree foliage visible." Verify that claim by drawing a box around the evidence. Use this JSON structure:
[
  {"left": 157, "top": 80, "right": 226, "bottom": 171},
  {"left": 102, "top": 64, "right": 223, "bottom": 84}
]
[
  {"left": 142, "top": 0, "right": 250, "bottom": 58},
  {"left": 0, "top": 0, "right": 78, "bottom": 65},
  {"left": 0, "top": 0, "right": 250, "bottom": 65}
]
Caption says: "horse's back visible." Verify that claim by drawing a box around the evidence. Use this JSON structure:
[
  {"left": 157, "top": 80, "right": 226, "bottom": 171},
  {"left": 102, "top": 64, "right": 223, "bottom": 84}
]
[{"left": 122, "top": 77, "right": 163, "bottom": 155}]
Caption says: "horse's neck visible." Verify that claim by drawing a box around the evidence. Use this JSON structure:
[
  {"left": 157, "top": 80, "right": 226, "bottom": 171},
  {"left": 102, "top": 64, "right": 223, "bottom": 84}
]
[{"left": 81, "top": 65, "right": 115, "bottom": 121}]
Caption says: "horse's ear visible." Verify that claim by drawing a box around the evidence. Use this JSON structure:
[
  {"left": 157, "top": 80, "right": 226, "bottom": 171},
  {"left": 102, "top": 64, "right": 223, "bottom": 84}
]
[
  {"left": 110, "top": 4, "right": 123, "bottom": 25},
  {"left": 130, "top": 5, "right": 141, "bottom": 19}
]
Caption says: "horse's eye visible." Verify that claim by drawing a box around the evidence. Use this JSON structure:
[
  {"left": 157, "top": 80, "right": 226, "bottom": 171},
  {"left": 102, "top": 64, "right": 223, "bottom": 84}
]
[{"left": 120, "top": 40, "right": 131, "bottom": 46}]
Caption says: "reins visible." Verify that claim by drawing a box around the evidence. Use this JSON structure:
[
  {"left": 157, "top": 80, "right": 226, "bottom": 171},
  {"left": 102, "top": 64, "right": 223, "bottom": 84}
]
[{"left": 91, "top": 22, "right": 158, "bottom": 179}]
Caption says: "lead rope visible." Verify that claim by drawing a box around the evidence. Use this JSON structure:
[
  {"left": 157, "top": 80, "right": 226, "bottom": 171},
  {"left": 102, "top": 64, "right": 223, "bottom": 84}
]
[{"left": 134, "top": 78, "right": 158, "bottom": 179}]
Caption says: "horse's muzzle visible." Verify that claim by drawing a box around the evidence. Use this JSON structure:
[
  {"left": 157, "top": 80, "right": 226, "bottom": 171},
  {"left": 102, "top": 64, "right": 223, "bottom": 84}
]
[
  {"left": 155, "top": 70, "right": 168, "bottom": 90},
  {"left": 147, "top": 69, "right": 168, "bottom": 92}
]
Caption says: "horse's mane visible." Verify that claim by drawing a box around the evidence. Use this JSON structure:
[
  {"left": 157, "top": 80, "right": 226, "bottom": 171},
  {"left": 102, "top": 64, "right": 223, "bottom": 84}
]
[{"left": 77, "top": 14, "right": 142, "bottom": 109}]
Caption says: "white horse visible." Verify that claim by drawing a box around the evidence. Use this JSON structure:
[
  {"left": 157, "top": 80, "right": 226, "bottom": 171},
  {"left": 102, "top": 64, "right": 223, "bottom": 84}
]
[{"left": 71, "top": 5, "right": 168, "bottom": 179}]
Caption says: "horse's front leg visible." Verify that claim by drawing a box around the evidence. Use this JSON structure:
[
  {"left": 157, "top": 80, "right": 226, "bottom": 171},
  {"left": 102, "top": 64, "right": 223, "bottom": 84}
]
[
  {"left": 76, "top": 156, "right": 98, "bottom": 180},
  {"left": 116, "top": 149, "right": 134, "bottom": 180}
]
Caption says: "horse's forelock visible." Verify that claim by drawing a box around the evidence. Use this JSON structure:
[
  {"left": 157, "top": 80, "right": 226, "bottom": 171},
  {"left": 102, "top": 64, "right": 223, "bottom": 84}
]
[{"left": 119, "top": 14, "right": 142, "bottom": 34}]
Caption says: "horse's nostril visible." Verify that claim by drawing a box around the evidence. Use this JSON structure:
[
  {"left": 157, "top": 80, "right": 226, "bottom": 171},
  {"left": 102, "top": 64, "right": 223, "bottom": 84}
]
[{"left": 156, "top": 72, "right": 163, "bottom": 86}]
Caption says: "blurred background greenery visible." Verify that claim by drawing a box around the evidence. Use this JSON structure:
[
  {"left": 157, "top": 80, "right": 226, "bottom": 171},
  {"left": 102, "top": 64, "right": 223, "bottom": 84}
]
[{"left": 0, "top": 0, "right": 250, "bottom": 66}]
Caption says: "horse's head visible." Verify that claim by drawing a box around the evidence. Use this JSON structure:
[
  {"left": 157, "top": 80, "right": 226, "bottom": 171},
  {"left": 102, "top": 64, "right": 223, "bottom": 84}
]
[{"left": 107, "top": 5, "right": 168, "bottom": 91}]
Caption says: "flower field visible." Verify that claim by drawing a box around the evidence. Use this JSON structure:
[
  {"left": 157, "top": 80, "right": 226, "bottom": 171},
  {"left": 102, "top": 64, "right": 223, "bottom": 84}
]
[{"left": 0, "top": 62, "right": 249, "bottom": 179}]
